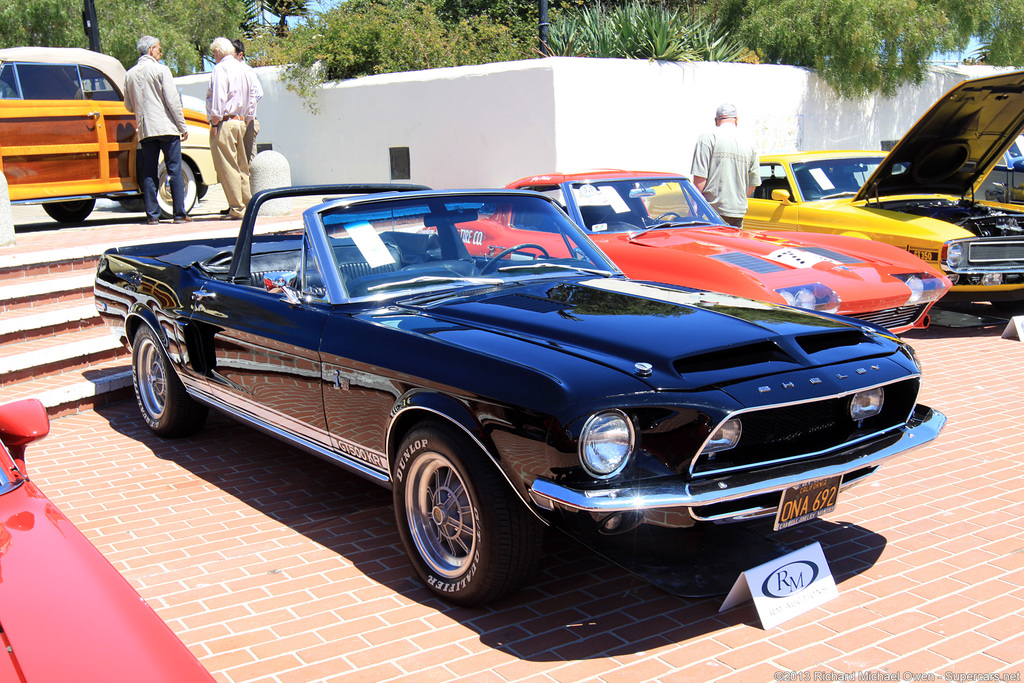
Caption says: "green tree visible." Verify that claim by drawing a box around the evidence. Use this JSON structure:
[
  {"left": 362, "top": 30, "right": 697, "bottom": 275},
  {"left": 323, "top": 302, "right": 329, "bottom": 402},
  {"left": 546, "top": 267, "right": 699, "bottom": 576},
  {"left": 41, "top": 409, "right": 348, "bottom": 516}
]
[
  {"left": 713, "top": 0, "right": 1024, "bottom": 98},
  {"left": 0, "top": 0, "right": 87, "bottom": 49},
  {"left": 243, "top": 0, "right": 309, "bottom": 37},
  {"left": 254, "top": 0, "right": 532, "bottom": 106},
  {"left": 546, "top": 1, "right": 748, "bottom": 62},
  {"left": 0, "top": 0, "right": 248, "bottom": 76}
]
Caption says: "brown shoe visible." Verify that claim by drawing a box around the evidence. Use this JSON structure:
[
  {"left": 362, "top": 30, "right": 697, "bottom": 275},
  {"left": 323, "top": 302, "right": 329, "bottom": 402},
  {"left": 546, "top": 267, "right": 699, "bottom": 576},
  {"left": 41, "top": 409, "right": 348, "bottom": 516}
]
[{"left": 173, "top": 215, "right": 193, "bottom": 223}]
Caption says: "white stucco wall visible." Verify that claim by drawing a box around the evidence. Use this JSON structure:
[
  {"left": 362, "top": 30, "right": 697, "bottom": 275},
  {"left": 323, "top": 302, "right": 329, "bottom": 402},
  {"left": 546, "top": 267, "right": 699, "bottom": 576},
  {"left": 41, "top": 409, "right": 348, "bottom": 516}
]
[{"left": 177, "top": 58, "right": 1007, "bottom": 191}]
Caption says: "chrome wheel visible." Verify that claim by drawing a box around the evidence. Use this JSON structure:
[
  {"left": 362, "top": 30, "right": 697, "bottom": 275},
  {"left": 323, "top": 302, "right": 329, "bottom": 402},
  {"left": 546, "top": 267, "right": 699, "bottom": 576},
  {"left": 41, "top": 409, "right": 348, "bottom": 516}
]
[
  {"left": 131, "top": 326, "right": 207, "bottom": 437},
  {"left": 135, "top": 336, "right": 167, "bottom": 421},
  {"left": 404, "top": 451, "right": 476, "bottom": 578},
  {"left": 156, "top": 161, "right": 198, "bottom": 218}
]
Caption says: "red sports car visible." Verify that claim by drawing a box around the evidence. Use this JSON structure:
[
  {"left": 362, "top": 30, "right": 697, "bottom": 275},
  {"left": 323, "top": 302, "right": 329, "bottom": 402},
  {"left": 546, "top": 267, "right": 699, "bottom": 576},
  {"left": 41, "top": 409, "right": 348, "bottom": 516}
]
[
  {"left": 506, "top": 171, "right": 951, "bottom": 332},
  {"left": 0, "top": 399, "right": 214, "bottom": 682}
]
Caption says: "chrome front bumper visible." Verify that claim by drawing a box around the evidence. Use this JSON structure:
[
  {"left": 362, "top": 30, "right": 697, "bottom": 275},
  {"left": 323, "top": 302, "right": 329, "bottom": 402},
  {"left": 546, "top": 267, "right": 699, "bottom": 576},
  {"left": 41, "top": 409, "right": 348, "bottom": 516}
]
[{"left": 528, "top": 405, "right": 945, "bottom": 515}]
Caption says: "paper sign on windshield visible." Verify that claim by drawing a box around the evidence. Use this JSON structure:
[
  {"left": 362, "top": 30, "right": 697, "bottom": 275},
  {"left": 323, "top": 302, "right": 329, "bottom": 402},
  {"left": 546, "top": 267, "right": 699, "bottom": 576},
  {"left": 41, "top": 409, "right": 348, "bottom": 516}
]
[{"left": 346, "top": 221, "right": 397, "bottom": 269}]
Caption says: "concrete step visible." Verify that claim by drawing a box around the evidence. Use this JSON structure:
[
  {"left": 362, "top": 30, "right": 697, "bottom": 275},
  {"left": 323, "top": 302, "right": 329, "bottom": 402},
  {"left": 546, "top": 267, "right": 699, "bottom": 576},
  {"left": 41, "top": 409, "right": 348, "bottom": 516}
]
[
  {"left": 0, "top": 219, "right": 303, "bottom": 417},
  {"left": 0, "top": 272, "right": 95, "bottom": 312},
  {"left": 0, "top": 302, "right": 99, "bottom": 344},
  {"left": 0, "top": 357, "right": 133, "bottom": 418},
  {"left": 0, "top": 327, "right": 128, "bottom": 388}
]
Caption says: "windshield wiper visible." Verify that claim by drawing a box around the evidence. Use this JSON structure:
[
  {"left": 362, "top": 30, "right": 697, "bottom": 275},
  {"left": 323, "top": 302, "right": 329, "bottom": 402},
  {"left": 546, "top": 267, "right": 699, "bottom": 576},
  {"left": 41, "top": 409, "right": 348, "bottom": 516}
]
[
  {"left": 630, "top": 219, "right": 713, "bottom": 240},
  {"left": 820, "top": 191, "right": 858, "bottom": 199},
  {"left": 494, "top": 263, "right": 615, "bottom": 276},
  {"left": 366, "top": 275, "right": 502, "bottom": 293}
]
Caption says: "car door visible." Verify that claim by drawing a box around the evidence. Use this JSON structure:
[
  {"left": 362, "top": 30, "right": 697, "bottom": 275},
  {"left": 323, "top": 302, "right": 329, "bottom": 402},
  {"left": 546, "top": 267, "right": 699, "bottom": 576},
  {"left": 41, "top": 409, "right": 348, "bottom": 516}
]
[
  {"left": 0, "top": 61, "right": 135, "bottom": 201},
  {"left": 744, "top": 162, "right": 806, "bottom": 233},
  {"left": 186, "top": 239, "right": 332, "bottom": 450}
]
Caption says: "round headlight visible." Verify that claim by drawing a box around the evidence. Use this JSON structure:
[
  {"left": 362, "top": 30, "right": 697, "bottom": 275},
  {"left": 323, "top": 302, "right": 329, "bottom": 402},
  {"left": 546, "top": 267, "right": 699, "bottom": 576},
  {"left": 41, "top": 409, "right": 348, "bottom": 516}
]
[
  {"left": 579, "top": 411, "right": 634, "bottom": 477},
  {"left": 946, "top": 242, "right": 964, "bottom": 269},
  {"left": 850, "top": 387, "right": 884, "bottom": 421}
]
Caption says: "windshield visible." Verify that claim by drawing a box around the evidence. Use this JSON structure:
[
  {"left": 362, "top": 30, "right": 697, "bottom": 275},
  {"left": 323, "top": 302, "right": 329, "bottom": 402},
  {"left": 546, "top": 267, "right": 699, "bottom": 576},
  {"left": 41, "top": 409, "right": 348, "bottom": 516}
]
[
  {"left": 791, "top": 157, "right": 884, "bottom": 200},
  {"left": 317, "top": 194, "right": 617, "bottom": 299},
  {"left": 568, "top": 178, "right": 721, "bottom": 232}
]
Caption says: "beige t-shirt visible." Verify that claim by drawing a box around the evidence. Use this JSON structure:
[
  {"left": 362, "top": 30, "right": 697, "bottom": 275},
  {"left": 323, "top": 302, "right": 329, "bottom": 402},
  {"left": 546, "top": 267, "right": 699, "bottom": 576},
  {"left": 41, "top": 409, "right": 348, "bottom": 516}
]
[{"left": 691, "top": 124, "right": 760, "bottom": 219}]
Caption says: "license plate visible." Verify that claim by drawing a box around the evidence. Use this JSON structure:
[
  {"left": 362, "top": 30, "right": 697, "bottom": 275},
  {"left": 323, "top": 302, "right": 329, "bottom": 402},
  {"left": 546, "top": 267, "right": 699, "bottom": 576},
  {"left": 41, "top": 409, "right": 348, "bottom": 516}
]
[{"left": 774, "top": 475, "right": 842, "bottom": 531}]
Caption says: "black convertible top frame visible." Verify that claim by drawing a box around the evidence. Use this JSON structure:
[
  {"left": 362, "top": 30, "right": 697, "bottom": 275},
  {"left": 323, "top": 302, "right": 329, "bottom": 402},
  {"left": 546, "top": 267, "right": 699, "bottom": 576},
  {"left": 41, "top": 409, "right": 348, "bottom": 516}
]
[{"left": 228, "top": 184, "right": 432, "bottom": 284}]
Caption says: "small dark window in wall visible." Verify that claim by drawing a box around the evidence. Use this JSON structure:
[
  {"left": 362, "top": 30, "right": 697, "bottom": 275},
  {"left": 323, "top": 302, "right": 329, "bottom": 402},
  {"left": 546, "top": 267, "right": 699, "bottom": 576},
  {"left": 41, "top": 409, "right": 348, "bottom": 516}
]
[
  {"left": 881, "top": 140, "right": 898, "bottom": 151},
  {"left": 390, "top": 147, "right": 411, "bottom": 180}
]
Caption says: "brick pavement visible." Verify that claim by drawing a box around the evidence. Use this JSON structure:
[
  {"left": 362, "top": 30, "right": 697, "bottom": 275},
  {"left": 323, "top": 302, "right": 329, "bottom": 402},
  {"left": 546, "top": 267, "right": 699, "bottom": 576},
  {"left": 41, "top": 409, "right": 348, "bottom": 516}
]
[
  {"left": 18, "top": 317, "right": 1022, "bottom": 682},
  {"left": 6, "top": 207, "right": 1024, "bottom": 682}
]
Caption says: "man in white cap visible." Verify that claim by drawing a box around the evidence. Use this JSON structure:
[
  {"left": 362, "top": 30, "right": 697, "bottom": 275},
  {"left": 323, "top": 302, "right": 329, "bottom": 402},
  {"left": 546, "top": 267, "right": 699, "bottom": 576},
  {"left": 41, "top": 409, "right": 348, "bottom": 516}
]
[{"left": 691, "top": 103, "right": 760, "bottom": 227}]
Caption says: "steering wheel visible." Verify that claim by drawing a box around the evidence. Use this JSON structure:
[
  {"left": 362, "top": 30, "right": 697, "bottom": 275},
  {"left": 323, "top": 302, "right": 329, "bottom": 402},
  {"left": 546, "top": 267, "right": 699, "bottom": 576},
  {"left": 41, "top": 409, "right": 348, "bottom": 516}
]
[
  {"left": 653, "top": 212, "right": 684, "bottom": 222},
  {"left": 481, "top": 243, "right": 550, "bottom": 274}
]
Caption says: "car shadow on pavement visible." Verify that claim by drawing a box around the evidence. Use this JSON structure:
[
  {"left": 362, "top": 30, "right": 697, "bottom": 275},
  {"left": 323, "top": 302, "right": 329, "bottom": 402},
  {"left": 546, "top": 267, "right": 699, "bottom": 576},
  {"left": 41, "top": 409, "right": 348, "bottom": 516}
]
[{"left": 96, "top": 402, "right": 887, "bottom": 660}]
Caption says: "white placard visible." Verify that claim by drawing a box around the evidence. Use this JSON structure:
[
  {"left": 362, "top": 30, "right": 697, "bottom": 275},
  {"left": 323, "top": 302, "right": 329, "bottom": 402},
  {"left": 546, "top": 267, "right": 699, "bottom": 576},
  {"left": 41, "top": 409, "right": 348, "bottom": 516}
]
[
  {"left": 1001, "top": 316, "right": 1024, "bottom": 341},
  {"left": 719, "top": 542, "right": 838, "bottom": 629},
  {"left": 345, "top": 221, "right": 397, "bottom": 269}
]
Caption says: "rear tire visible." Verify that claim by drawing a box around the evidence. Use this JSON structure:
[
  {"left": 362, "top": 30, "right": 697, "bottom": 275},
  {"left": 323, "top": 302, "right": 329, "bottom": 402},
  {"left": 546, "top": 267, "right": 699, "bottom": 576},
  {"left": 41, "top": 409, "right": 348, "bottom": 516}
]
[
  {"left": 393, "top": 422, "right": 543, "bottom": 606},
  {"left": 117, "top": 197, "right": 145, "bottom": 212},
  {"left": 42, "top": 199, "right": 95, "bottom": 223},
  {"left": 132, "top": 325, "right": 207, "bottom": 437},
  {"left": 157, "top": 161, "right": 198, "bottom": 218}
]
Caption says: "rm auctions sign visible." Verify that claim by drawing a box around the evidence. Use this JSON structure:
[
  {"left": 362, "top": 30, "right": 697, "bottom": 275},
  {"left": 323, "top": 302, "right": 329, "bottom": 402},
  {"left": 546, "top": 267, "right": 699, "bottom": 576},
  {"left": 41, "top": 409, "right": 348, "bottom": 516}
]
[{"left": 720, "top": 541, "right": 838, "bottom": 629}]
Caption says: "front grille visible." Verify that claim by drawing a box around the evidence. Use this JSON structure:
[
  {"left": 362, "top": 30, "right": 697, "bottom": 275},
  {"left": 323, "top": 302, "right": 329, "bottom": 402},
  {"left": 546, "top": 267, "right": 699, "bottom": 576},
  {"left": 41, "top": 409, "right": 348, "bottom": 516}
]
[
  {"left": 968, "top": 239, "right": 1024, "bottom": 268},
  {"left": 690, "top": 377, "right": 920, "bottom": 477},
  {"left": 847, "top": 304, "right": 927, "bottom": 330}
]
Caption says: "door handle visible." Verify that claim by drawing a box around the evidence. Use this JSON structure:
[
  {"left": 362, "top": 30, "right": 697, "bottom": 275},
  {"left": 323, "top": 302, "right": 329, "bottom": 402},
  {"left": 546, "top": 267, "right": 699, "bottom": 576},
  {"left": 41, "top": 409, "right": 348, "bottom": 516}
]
[{"left": 192, "top": 289, "right": 216, "bottom": 302}]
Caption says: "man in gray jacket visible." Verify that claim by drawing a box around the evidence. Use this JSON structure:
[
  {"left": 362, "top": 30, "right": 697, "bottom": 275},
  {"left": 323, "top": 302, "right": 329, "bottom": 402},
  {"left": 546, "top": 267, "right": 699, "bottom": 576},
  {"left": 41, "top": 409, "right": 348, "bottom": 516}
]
[{"left": 124, "top": 35, "right": 192, "bottom": 224}]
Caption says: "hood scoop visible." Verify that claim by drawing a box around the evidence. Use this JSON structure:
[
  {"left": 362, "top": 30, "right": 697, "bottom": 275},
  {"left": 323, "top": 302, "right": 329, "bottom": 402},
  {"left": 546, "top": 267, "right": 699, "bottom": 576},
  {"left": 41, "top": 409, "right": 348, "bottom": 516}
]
[
  {"left": 672, "top": 329, "right": 880, "bottom": 384},
  {"left": 674, "top": 340, "right": 798, "bottom": 375},
  {"left": 711, "top": 252, "right": 786, "bottom": 274}
]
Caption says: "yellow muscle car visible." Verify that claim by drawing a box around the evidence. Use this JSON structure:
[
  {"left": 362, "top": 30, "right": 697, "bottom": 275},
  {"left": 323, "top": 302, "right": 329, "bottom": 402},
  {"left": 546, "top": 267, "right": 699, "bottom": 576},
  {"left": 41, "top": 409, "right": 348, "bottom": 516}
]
[{"left": 745, "top": 69, "right": 1024, "bottom": 310}]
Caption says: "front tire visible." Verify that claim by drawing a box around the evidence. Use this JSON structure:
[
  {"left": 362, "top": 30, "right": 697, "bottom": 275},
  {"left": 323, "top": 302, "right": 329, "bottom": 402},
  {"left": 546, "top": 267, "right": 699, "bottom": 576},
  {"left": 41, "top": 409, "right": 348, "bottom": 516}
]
[
  {"left": 132, "top": 325, "right": 207, "bottom": 437},
  {"left": 42, "top": 199, "right": 95, "bottom": 223},
  {"left": 393, "top": 422, "right": 543, "bottom": 606}
]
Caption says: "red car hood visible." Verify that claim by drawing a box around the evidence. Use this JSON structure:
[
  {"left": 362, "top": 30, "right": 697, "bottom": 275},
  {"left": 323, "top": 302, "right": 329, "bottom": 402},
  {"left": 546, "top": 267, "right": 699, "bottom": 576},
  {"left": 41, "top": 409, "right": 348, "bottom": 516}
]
[
  {"left": 599, "top": 226, "right": 929, "bottom": 312},
  {"left": 0, "top": 482, "right": 213, "bottom": 683},
  {"left": 623, "top": 224, "right": 879, "bottom": 268}
]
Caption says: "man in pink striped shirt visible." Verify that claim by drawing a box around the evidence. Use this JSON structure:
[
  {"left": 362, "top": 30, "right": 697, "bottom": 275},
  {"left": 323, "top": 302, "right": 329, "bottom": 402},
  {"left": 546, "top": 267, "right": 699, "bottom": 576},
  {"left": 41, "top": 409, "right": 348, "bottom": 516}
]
[{"left": 206, "top": 37, "right": 257, "bottom": 220}]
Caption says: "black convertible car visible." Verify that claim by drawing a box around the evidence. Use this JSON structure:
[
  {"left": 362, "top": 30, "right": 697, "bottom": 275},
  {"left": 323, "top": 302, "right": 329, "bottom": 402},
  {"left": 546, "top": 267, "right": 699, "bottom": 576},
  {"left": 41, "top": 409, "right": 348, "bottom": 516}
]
[{"left": 95, "top": 185, "right": 945, "bottom": 605}]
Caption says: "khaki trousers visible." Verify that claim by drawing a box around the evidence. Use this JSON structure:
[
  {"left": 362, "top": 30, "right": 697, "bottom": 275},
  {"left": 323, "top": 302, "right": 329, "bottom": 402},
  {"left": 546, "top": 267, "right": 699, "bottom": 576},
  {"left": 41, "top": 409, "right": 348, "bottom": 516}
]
[
  {"left": 244, "top": 118, "right": 260, "bottom": 163},
  {"left": 211, "top": 119, "right": 250, "bottom": 218}
]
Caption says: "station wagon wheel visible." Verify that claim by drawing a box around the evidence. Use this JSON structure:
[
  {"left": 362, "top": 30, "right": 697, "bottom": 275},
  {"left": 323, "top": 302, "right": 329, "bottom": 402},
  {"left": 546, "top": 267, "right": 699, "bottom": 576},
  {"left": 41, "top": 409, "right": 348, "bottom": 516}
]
[
  {"left": 42, "top": 199, "right": 96, "bottom": 223},
  {"left": 393, "top": 422, "right": 544, "bottom": 606},
  {"left": 132, "top": 325, "right": 207, "bottom": 438},
  {"left": 157, "top": 161, "right": 198, "bottom": 218},
  {"left": 480, "top": 243, "right": 550, "bottom": 274}
]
